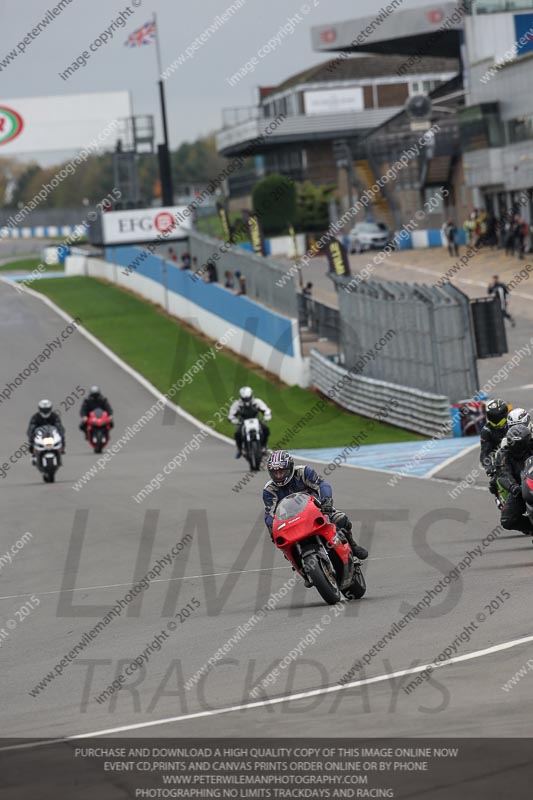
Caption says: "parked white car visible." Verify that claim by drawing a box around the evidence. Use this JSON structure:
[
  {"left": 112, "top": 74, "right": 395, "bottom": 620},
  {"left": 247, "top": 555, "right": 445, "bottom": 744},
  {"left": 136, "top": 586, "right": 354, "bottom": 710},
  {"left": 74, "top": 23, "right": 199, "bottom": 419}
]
[{"left": 348, "top": 222, "right": 395, "bottom": 254}]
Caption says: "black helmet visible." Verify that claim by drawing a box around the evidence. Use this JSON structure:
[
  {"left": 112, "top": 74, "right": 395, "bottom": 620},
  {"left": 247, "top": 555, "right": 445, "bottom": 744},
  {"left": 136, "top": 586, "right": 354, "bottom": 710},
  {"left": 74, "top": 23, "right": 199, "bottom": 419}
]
[
  {"left": 267, "top": 450, "right": 295, "bottom": 487},
  {"left": 486, "top": 398, "right": 508, "bottom": 428},
  {"left": 506, "top": 423, "right": 531, "bottom": 457},
  {"left": 89, "top": 385, "right": 101, "bottom": 398},
  {"left": 38, "top": 399, "right": 53, "bottom": 418}
]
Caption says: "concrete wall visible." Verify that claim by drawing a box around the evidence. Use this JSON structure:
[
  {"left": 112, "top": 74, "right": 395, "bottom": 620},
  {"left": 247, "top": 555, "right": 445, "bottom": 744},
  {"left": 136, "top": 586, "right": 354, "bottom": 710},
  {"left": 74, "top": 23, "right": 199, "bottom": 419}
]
[{"left": 65, "top": 250, "right": 309, "bottom": 387}]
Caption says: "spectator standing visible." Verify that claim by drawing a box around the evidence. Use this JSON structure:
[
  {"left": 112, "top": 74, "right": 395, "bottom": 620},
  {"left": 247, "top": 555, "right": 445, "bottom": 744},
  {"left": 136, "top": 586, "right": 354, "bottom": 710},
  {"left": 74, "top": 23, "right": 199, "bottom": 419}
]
[
  {"left": 180, "top": 251, "right": 191, "bottom": 270},
  {"left": 442, "top": 218, "right": 459, "bottom": 257},
  {"left": 488, "top": 274, "right": 516, "bottom": 328},
  {"left": 224, "top": 271, "right": 234, "bottom": 289},
  {"left": 168, "top": 247, "right": 178, "bottom": 263},
  {"left": 302, "top": 281, "right": 313, "bottom": 327},
  {"left": 486, "top": 212, "right": 498, "bottom": 249},
  {"left": 514, "top": 216, "right": 527, "bottom": 259},
  {"left": 234, "top": 270, "right": 247, "bottom": 295},
  {"left": 504, "top": 215, "right": 515, "bottom": 255},
  {"left": 205, "top": 260, "right": 218, "bottom": 283}
]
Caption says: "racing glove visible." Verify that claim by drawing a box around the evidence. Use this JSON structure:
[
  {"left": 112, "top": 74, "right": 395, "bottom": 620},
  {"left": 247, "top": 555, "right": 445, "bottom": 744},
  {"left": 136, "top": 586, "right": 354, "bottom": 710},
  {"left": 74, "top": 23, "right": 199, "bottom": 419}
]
[
  {"left": 320, "top": 497, "right": 334, "bottom": 514},
  {"left": 511, "top": 484, "right": 522, "bottom": 498}
]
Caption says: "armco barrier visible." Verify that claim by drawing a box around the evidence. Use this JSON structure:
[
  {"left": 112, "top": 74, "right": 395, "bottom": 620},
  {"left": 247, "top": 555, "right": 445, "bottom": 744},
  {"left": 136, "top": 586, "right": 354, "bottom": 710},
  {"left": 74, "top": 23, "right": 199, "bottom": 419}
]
[
  {"left": 310, "top": 349, "right": 451, "bottom": 438},
  {"left": 65, "top": 249, "right": 309, "bottom": 387}
]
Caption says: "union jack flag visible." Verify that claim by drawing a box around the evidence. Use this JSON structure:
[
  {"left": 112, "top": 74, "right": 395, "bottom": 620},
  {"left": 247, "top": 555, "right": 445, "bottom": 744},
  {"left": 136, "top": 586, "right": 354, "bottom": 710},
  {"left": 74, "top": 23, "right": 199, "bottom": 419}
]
[{"left": 125, "top": 20, "right": 156, "bottom": 48}]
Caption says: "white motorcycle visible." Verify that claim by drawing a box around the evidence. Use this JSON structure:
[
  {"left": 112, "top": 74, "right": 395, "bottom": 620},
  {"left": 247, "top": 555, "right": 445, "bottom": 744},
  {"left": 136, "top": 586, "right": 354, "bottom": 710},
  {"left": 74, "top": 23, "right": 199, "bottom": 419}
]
[
  {"left": 241, "top": 417, "right": 265, "bottom": 472},
  {"left": 33, "top": 425, "right": 63, "bottom": 483}
]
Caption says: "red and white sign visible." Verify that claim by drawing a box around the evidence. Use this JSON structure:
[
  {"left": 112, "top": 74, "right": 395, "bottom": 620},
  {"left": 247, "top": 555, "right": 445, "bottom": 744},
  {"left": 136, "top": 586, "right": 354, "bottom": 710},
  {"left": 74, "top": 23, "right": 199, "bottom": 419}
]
[
  {"left": 320, "top": 28, "right": 337, "bottom": 43},
  {"left": 154, "top": 211, "right": 176, "bottom": 234},
  {"left": 101, "top": 206, "right": 192, "bottom": 245},
  {"left": 426, "top": 8, "right": 445, "bottom": 24}
]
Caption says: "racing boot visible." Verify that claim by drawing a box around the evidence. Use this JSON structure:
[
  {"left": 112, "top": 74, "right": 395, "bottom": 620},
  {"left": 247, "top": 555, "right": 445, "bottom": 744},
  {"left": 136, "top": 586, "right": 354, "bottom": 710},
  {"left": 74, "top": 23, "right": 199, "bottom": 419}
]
[{"left": 334, "top": 515, "right": 368, "bottom": 561}]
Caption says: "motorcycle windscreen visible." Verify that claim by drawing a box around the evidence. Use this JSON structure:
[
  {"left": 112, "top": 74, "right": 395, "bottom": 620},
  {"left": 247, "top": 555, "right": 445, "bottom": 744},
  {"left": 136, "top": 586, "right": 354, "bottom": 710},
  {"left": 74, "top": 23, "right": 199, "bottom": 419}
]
[{"left": 275, "top": 492, "right": 311, "bottom": 521}]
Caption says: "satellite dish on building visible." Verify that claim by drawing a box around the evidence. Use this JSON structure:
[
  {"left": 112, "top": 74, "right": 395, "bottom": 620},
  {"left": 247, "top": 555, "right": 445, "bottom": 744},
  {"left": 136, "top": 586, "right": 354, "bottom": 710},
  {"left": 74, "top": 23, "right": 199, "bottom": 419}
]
[{"left": 405, "top": 93, "right": 432, "bottom": 120}]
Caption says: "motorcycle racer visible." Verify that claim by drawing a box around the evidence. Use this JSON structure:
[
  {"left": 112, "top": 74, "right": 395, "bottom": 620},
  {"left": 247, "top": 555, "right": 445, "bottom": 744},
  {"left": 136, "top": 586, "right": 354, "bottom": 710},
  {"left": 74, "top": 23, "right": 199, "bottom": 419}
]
[
  {"left": 228, "top": 386, "right": 271, "bottom": 458},
  {"left": 80, "top": 385, "right": 113, "bottom": 437},
  {"left": 480, "top": 399, "right": 509, "bottom": 494},
  {"left": 263, "top": 450, "right": 368, "bottom": 580},
  {"left": 497, "top": 424, "right": 533, "bottom": 536},
  {"left": 27, "top": 400, "right": 65, "bottom": 462}
]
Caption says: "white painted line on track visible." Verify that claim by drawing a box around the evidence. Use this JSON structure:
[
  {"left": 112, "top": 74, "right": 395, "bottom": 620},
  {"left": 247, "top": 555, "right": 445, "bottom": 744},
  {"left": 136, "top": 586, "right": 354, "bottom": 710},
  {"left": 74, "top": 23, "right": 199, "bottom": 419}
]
[
  {"left": 0, "top": 556, "right": 411, "bottom": 602},
  {"left": 0, "top": 276, "right": 233, "bottom": 445},
  {"left": 6, "top": 631, "right": 533, "bottom": 750},
  {"left": 301, "top": 453, "right": 489, "bottom": 490},
  {"left": 0, "top": 277, "right": 489, "bottom": 490},
  {"left": 425, "top": 442, "right": 479, "bottom": 478}
]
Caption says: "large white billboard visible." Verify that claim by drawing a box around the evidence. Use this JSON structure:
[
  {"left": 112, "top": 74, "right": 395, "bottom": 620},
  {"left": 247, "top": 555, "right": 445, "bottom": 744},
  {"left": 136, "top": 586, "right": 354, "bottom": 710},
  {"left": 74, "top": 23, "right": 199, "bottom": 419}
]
[
  {"left": 304, "top": 87, "right": 364, "bottom": 115},
  {"left": 0, "top": 91, "right": 131, "bottom": 154},
  {"left": 101, "top": 207, "right": 193, "bottom": 246}
]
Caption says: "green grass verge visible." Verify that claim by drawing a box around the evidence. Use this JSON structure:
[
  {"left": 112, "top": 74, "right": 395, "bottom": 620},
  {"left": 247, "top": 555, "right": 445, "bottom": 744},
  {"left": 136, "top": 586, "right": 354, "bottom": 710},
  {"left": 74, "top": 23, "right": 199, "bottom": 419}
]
[
  {"left": 33, "top": 276, "right": 424, "bottom": 447},
  {"left": 0, "top": 257, "right": 64, "bottom": 272}
]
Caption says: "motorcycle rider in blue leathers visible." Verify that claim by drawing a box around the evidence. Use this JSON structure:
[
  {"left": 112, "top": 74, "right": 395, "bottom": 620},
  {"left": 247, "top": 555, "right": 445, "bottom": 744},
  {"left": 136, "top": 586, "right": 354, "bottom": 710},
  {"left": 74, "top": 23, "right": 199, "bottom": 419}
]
[{"left": 263, "top": 450, "right": 368, "bottom": 585}]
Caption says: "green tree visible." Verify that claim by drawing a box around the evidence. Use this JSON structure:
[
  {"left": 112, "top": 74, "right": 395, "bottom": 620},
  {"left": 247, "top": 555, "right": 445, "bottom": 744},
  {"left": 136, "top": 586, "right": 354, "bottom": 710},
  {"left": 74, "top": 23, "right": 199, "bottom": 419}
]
[
  {"left": 172, "top": 133, "right": 226, "bottom": 186},
  {"left": 294, "top": 181, "right": 335, "bottom": 233},
  {"left": 252, "top": 173, "right": 297, "bottom": 235}
]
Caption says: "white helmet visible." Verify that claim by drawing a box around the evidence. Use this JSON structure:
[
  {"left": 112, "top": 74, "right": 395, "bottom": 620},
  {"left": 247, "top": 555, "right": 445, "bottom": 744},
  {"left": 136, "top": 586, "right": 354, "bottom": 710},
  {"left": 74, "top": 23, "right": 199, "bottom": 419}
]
[
  {"left": 239, "top": 386, "right": 253, "bottom": 405},
  {"left": 507, "top": 407, "right": 531, "bottom": 428}
]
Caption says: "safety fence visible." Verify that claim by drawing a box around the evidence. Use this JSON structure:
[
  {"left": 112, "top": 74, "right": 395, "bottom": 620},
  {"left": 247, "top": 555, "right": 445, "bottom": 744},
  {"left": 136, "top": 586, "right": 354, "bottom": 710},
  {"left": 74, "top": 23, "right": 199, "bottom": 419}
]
[
  {"left": 297, "top": 294, "right": 340, "bottom": 344},
  {"left": 310, "top": 349, "right": 451, "bottom": 438},
  {"left": 334, "top": 275, "right": 479, "bottom": 402}
]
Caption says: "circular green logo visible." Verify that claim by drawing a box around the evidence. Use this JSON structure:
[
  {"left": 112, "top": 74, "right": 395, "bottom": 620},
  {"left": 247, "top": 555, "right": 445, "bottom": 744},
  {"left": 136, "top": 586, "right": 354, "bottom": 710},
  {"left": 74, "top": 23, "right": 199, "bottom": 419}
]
[{"left": 0, "top": 106, "right": 24, "bottom": 145}]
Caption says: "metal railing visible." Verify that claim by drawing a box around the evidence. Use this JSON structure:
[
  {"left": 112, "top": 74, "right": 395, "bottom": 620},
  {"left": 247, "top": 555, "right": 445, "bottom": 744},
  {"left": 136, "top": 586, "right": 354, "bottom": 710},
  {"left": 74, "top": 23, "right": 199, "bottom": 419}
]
[
  {"left": 188, "top": 230, "right": 299, "bottom": 319},
  {"left": 333, "top": 275, "right": 479, "bottom": 402},
  {"left": 298, "top": 295, "right": 340, "bottom": 343}
]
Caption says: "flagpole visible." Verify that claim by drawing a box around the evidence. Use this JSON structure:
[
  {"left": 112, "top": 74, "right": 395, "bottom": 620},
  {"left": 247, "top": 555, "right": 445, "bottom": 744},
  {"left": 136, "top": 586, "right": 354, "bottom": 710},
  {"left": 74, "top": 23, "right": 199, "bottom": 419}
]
[{"left": 153, "top": 11, "right": 173, "bottom": 205}]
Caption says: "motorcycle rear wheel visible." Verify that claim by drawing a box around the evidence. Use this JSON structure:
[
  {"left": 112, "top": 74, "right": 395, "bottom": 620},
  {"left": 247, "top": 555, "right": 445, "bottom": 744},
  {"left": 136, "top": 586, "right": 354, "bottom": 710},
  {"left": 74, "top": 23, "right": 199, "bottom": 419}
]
[{"left": 304, "top": 554, "right": 341, "bottom": 605}]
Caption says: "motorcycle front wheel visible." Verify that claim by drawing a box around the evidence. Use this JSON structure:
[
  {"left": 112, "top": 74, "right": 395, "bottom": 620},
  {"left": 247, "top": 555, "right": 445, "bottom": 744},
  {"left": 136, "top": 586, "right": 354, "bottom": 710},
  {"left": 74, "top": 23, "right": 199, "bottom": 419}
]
[
  {"left": 246, "top": 440, "right": 262, "bottom": 472},
  {"left": 303, "top": 554, "right": 341, "bottom": 605}
]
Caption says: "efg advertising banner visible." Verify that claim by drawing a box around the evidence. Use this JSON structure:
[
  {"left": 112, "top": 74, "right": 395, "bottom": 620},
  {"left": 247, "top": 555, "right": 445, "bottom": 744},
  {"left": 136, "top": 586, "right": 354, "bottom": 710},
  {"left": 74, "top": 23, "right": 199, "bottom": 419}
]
[{"left": 100, "top": 206, "right": 193, "bottom": 246}]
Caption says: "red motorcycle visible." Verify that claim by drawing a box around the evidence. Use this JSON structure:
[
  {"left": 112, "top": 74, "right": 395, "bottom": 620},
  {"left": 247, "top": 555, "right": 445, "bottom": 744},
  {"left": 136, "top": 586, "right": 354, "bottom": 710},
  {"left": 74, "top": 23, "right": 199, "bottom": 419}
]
[
  {"left": 272, "top": 493, "right": 366, "bottom": 605},
  {"left": 86, "top": 408, "right": 112, "bottom": 454}
]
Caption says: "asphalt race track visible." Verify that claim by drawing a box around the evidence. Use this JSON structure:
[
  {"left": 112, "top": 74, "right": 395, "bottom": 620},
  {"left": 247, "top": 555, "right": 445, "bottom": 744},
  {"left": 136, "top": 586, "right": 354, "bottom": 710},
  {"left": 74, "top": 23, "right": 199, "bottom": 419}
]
[{"left": 2, "top": 278, "right": 533, "bottom": 743}]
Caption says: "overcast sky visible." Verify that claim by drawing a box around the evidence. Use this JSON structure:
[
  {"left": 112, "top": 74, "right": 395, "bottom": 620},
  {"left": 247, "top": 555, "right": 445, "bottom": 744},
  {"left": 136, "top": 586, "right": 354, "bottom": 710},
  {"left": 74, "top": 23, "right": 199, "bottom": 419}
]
[{"left": 1, "top": 0, "right": 436, "bottom": 160}]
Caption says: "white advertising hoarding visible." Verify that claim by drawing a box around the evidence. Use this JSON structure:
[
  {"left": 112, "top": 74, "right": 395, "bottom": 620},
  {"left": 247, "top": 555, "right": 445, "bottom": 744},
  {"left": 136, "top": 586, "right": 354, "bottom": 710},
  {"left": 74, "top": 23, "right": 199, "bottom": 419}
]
[
  {"left": 101, "top": 207, "right": 193, "bottom": 246},
  {"left": 0, "top": 91, "right": 131, "bottom": 154},
  {"left": 304, "top": 87, "right": 364, "bottom": 115}
]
